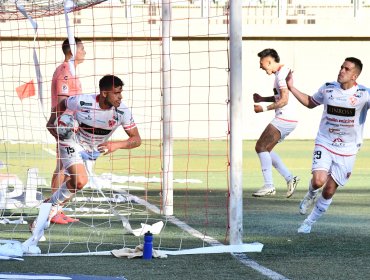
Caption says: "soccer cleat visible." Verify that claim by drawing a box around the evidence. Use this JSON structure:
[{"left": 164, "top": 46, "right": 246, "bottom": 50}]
[
  {"left": 252, "top": 185, "right": 276, "bottom": 197},
  {"left": 50, "top": 213, "right": 69, "bottom": 224},
  {"left": 299, "top": 192, "right": 318, "bottom": 215},
  {"left": 60, "top": 212, "right": 79, "bottom": 223},
  {"left": 297, "top": 219, "right": 313, "bottom": 234},
  {"left": 286, "top": 176, "right": 300, "bottom": 198}
]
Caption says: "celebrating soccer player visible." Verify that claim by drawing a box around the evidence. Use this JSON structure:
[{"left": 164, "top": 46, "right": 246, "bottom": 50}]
[
  {"left": 32, "top": 74, "right": 141, "bottom": 232},
  {"left": 286, "top": 57, "right": 370, "bottom": 233},
  {"left": 252, "top": 48, "right": 300, "bottom": 198}
]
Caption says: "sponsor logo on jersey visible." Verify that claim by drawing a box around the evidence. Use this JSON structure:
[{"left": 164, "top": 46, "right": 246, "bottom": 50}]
[
  {"left": 332, "top": 137, "right": 345, "bottom": 146},
  {"left": 79, "top": 122, "right": 112, "bottom": 135},
  {"left": 80, "top": 101, "right": 93, "bottom": 106},
  {"left": 329, "top": 128, "right": 340, "bottom": 133},
  {"left": 329, "top": 128, "right": 347, "bottom": 135},
  {"left": 327, "top": 104, "right": 355, "bottom": 117},
  {"left": 353, "top": 91, "right": 363, "bottom": 98}
]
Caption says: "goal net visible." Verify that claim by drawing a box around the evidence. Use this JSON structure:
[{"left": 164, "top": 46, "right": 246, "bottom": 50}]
[{"left": 0, "top": 0, "right": 236, "bottom": 256}]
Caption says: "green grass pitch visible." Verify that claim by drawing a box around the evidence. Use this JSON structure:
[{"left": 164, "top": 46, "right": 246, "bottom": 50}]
[{"left": 1, "top": 139, "right": 370, "bottom": 279}]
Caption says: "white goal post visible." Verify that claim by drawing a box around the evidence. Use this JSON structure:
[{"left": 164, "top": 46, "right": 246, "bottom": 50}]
[{"left": 0, "top": 0, "right": 248, "bottom": 255}]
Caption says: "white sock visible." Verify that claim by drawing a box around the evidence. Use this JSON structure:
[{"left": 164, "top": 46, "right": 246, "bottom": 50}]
[
  {"left": 307, "top": 194, "right": 332, "bottom": 224},
  {"left": 307, "top": 180, "right": 319, "bottom": 198},
  {"left": 270, "top": 151, "right": 292, "bottom": 182},
  {"left": 49, "top": 182, "right": 74, "bottom": 205},
  {"left": 258, "top": 151, "right": 273, "bottom": 187}
]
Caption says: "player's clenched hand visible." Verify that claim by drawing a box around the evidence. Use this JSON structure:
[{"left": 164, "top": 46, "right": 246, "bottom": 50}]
[
  {"left": 253, "top": 93, "right": 263, "bottom": 103},
  {"left": 97, "top": 142, "right": 117, "bottom": 155},
  {"left": 254, "top": 104, "right": 263, "bottom": 113}
]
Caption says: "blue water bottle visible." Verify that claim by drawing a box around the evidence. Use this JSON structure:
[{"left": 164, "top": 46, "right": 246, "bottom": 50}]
[{"left": 143, "top": 231, "right": 153, "bottom": 260}]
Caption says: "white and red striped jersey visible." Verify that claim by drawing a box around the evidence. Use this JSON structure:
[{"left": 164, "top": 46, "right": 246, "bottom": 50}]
[{"left": 66, "top": 93, "right": 136, "bottom": 150}]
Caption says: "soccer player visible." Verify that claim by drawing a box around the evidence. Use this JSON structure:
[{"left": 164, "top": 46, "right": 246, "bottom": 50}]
[
  {"left": 286, "top": 57, "right": 370, "bottom": 234},
  {"left": 50, "top": 37, "right": 86, "bottom": 224},
  {"left": 252, "top": 48, "right": 300, "bottom": 198},
  {"left": 36, "top": 74, "right": 142, "bottom": 231}
]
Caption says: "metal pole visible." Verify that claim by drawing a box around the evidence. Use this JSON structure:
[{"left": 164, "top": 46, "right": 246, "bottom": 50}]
[
  {"left": 229, "top": 0, "right": 243, "bottom": 245},
  {"left": 162, "top": 0, "right": 173, "bottom": 216},
  {"left": 201, "top": 0, "right": 209, "bottom": 18}
]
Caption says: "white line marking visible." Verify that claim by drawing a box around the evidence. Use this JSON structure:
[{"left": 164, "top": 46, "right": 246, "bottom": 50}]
[
  {"left": 232, "top": 253, "right": 291, "bottom": 280},
  {"left": 0, "top": 274, "right": 71, "bottom": 279},
  {"left": 42, "top": 147, "right": 56, "bottom": 156},
  {"left": 24, "top": 191, "right": 288, "bottom": 279}
]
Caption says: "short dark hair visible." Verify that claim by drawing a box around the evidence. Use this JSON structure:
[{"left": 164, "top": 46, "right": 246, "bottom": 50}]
[
  {"left": 257, "top": 48, "right": 280, "bottom": 63},
  {"left": 99, "top": 75, "right": 124, "bottom": 91},
  {"left": 345, "top": 57, "right": 363, "bottom": 74},
  {"left": 62, "top": 37, "right": 82, "bottom": 55}
]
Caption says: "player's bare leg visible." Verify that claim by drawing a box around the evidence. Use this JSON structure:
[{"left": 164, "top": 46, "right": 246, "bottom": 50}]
[
  {"left": 51, "top": 157, "right": 64, "bottom": 193},
  {"left": 50, "top": 156, "right": 78, "bottom": 224}
]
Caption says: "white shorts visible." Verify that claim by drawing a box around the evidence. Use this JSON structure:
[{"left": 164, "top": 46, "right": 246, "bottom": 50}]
[
  {"left": 58, "top": 139, "right": 86, "bottom": 170},
  {"left": 312, "top": 145, "right": 356, "bottom": 187},
  {"left": 270, "top": 117, "right": 297, "bottom": 142}
]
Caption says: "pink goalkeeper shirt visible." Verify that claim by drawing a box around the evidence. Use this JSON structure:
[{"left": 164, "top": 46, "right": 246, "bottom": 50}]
[{"left": 51, "top": 61, "right": 82, "bottom": 109}]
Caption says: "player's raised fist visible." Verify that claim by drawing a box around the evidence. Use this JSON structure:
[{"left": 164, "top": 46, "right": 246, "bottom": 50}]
[
  {"left": 254, "top": 104, "right": 263, "bottom": 113},
  {"left": 253, "top": 93, "right": 262, "bottom": 103}
]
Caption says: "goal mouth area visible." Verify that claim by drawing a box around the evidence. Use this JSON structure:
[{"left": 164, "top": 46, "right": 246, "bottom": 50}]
[{"left": 0, "top": 0, "right": 107, "bottom": 21}]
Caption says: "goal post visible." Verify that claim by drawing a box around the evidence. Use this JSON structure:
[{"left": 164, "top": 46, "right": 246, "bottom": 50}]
[
  {"left": 0, "top": 0, "right": 250, "bottom": 255},
  {"left": 229, "top": 0, "right": 243, "bottom": 245},
  {"left": 161, "top": 0, "right": 174, "bottom": 216}
]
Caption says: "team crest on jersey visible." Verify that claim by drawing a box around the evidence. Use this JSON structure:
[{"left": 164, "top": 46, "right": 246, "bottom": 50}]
[
  {"left": 348, "top": 96, "right": 357, "bottom": 106},
  {"left": 108, "top": 119, "right": 116, "bottom": 128},
  {"left": 62, "top": 84, "right": 69, "bottom": 93},
  {"left": 64, "top": 76, "right": 68, "bottom": 80}
]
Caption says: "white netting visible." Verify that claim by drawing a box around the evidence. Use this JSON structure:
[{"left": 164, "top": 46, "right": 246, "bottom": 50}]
[
  {"left": 0, "top": 1, "right": 232, "bottom": 256},
  {"left": 0, "top": 0, "right": 106, "bottom": 20}
]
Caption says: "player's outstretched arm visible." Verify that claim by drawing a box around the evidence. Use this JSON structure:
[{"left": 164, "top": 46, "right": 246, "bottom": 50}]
[{"left": 286, "top": 73, "right": 316, "bottom": 109}]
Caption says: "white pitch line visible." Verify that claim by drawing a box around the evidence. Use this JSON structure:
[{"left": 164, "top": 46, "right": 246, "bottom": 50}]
[
  {"left": 42, "top": 147, "right": 56, "bottom": 156},
  {"left": 119, "top": 193, "right": 289, "bottom": 280},
  {"left": 25, "top": 188, "right": 289, "bottom": 279},
  {"left": 232, "top": 253, "right": 290, "bottom": 280}
]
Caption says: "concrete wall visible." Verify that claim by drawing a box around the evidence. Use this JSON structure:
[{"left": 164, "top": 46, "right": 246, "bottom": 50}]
[{"left": 1, "top": 4, "right": 370, "bottom": 143}]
